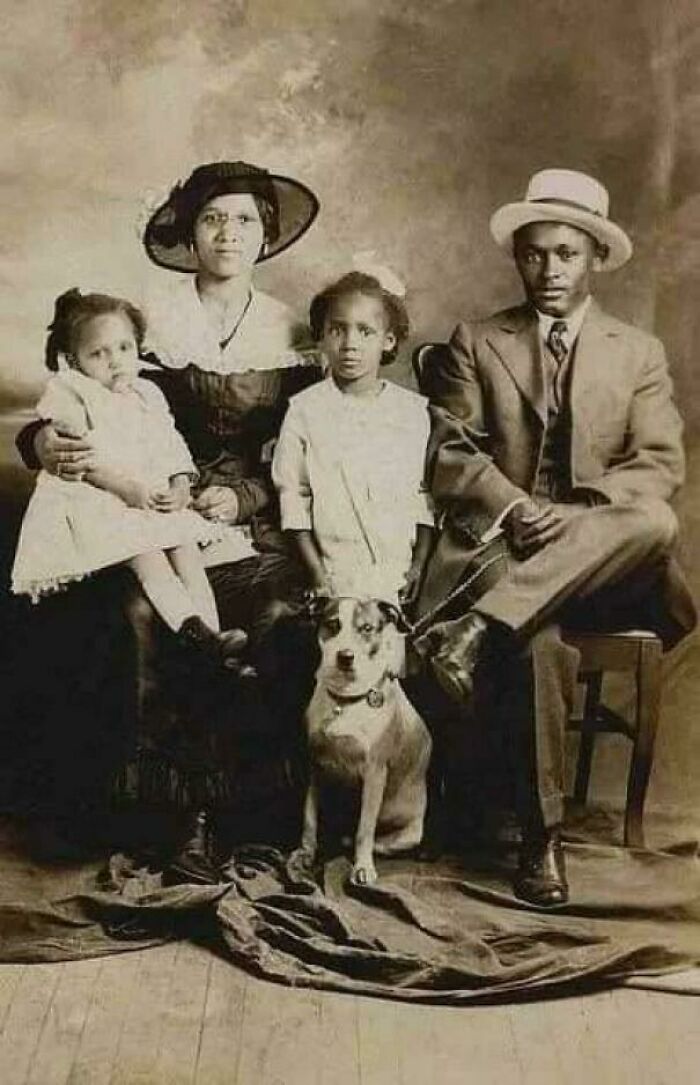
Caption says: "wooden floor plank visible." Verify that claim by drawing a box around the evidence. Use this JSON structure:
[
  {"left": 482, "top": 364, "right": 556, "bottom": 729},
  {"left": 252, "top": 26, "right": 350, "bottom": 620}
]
[
  {"left": 235, "top": 978, "right": 321, "bottom": 1085},
  {"left": 507, "top": 997, "right": 568, "bottom": 1084},
  {"left": 316, "top": 990, "right": 361, "bottom": 1085},
  {"left": 610, "top": 988, "right": 700, "bottom": 1084},
  {"left": 193, "top": 957, "right": 248, "bottom": 1085},
  {"left": 26, "top": 958, "right": 102, "bottom": 1085},
  {"left": 0, "top": 967, "right": 27, "bottom": 1036},
  {"left": 0, "top": 952, "right": 694, "bottom": 1085},
  {"left": 151, "top": 942, "right": 213, "bottom": 1085},
  {"left": 109, "top": 942, "right": 181, "bottom": 1085},
  {"left": 0, "top": 963, "right": 63, "bottom": 1085},
  {"left": 356, "top": 996, "right": 402, "bottom": 1085},
  {"left": 393, "top": 1002, "right": 442, "bottom": 1085},
  {"left": 520, "top": 992, "right": 611, "bottom": 1085},
  {"left": 68, "top": 951, "right": 150, "bottom": 1085},
  {"left": 421, "top": 1002, "right": 521, "bottom": 1085},
  {"left": 660, "top": 992, "right": 700, "bottom": 1080}
]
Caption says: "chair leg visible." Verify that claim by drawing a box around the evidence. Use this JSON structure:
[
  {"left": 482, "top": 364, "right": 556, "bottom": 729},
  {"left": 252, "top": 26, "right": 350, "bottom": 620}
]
[
  {"left": 624, "top": 640, "right": 663, "bottom": 849},
  {"left": 573, "top": 672, "right": 603, "bottom": 805}
]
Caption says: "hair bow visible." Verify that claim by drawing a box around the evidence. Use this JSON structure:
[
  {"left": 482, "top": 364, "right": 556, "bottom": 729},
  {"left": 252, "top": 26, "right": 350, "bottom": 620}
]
[{"left": 352, "top": 251, "right": 406, "bottom": 298}]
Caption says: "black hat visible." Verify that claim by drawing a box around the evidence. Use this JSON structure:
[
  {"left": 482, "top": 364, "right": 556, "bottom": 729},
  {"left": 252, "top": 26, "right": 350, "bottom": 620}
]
[{"left": 143, "top": 161, "right": 319, "bottom": 273}]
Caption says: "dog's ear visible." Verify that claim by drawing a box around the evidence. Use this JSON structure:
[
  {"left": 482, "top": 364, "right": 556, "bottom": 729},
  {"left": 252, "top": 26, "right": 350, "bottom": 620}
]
[
  {"left": 377, "top": 600, "right": 411, "bottom": 633},
  {"left": 303, "top": 589, "right": 335, "bottom": 623}
]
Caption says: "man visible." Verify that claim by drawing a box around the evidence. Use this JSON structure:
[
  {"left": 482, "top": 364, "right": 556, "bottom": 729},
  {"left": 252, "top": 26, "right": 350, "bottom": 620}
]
[{"left": 416, "top": 169, "right": 696, "bottom": 907}]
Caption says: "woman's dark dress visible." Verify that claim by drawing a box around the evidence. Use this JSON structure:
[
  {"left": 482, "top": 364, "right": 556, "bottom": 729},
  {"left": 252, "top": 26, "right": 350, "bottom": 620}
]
[{"left": 14, "top": 359, "right": 322, "bottom": 827}]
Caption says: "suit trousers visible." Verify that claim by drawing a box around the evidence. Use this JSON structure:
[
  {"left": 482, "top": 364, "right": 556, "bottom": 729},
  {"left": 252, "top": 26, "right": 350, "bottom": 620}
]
[{"left": 473, "top": 499, "right": 679, "bottom": 829}]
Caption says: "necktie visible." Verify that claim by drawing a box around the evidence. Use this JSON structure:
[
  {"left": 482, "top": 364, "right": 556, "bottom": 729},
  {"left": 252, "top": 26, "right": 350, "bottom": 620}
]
[{"left": 547, "top": 320, "right": 569, "bottom": 365}]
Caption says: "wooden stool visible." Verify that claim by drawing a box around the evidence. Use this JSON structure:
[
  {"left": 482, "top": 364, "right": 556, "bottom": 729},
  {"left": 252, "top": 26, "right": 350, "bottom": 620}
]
[{"left": 565, "top": 630, "right": 663, "bottom": 848}]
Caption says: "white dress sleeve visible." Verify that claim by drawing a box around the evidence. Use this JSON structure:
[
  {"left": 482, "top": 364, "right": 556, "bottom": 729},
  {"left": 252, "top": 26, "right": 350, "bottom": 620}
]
[
  {"left": 139, "top": 381, "right": 198, "bottom": 480},
  {"left": 35, "top": 376, "right": 89, "bottom": 435},
  {"left": 271, "top": 401, "right": 313, "bottom": 530}
]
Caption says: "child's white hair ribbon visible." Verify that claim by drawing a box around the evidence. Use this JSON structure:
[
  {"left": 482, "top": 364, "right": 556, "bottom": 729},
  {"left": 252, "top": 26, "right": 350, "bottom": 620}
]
[{"left": 352, "top": 251, "right": 407, "bottom": 298}]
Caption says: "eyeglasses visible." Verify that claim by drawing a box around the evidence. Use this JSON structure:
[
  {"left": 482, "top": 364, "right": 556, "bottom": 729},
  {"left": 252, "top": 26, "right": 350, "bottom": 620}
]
[{"left": 196, "top": 210, "right": 260, "bottom": 229}]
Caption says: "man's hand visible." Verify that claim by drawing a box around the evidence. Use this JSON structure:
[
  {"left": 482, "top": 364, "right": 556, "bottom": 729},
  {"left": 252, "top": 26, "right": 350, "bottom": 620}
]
[
  {"left": 193, "top": 485, "right": 240, "bottom": 524},
  {"left": 503, "top": 499, "right": 566, "bottom": 558},
  {"left": 35, "top": 423, "right": 96, "bottom": 480},
  {"left": 413, "top": 620, "right": 454, "bottom": 660},
  {"left": 400, "top": 524, "right": 433, "bottom": 611},
  {"left": 399, "top": 560, "right": 425, "bottom": 609}
]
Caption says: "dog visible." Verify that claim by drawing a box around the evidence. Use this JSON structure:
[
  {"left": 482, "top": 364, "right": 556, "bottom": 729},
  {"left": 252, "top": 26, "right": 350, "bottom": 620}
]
[{"left": 294, "top": 596, "right": 432, "bottom": 886}]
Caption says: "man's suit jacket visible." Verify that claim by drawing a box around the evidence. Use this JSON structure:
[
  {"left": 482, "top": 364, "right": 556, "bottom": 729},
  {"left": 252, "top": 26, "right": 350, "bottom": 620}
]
[
  {"left": 417, "top": 301, "right": 696, "bottom": 645},
  {"left": 422, "top": 300, "right": 685, "bottom": 517}
]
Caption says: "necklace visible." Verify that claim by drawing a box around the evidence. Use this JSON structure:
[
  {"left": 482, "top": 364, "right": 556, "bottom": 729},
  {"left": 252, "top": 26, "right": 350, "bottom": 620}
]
[{"left": 218, "top": 291, "right": 253, "bottom": 351}]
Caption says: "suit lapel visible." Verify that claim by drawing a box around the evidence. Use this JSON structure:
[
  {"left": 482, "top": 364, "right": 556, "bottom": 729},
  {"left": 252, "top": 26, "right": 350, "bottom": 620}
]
[
  {"left": 569, "top": 301, "right": 622, "bottom": 420},
  {"left": 484, "top": 305, "right": 547, "bottom": 426}
]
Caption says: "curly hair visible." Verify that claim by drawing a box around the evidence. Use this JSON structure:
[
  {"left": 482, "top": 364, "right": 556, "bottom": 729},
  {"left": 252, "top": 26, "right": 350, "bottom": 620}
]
[
  {"left": 45, "top": 289, "right": 147, "bottom": 372},
  {"left": 309, "top": 272, "right": 409, "bottom": 365}
]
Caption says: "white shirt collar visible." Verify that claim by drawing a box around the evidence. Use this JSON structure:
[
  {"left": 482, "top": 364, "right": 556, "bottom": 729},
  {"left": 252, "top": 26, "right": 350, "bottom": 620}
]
[{"left": 536, "top": 295, "right": 592, "bottom": 347}]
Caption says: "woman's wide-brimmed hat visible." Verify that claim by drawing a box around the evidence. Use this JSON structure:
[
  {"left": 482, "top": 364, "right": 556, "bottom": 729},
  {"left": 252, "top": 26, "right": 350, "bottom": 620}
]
[
  {"left": 143, "top": 160, "right": 319, "bottom": 272},
  {"left": 490, "top": 169, "right": 633, "bottom": 271}
]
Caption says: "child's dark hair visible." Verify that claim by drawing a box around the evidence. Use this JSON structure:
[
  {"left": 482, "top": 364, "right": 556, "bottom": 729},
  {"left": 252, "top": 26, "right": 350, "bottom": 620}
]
[
  {"left": 45, "top": 288, "right": 147, "bottom": 372},
  {"left": 309, "top": 271, "right": 409, "bottom": 364}
]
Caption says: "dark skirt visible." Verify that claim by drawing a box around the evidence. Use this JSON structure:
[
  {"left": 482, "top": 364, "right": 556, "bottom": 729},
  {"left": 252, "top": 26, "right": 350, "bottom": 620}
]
[{"left": 122, "top": 550, "right": 317, "bottom": 819}]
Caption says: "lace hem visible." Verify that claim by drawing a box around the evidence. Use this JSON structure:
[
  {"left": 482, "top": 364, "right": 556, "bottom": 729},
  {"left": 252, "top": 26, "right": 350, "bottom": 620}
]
[{"left": 11, "top": 573, "right": 88, "bottom": 604}]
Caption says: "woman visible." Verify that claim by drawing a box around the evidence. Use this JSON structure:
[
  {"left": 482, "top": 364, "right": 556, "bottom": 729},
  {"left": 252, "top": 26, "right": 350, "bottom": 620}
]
[{"left": 17, "top": 161, "right": 322, "bottom": 874}]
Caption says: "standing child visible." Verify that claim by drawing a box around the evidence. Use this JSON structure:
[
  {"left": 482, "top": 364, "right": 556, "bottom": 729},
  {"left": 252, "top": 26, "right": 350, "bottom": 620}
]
[
  {"left": 12, "top": 288, "right": 248, "bottom": 669},
  {"left": 272, "top": 269, "right": 434, "bottom": 604}
]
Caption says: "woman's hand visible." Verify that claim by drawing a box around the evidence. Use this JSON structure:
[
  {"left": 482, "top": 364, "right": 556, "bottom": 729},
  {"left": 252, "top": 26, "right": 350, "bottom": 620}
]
[
  {"left": 149, "top": 475, "right": 191, "bottom": 513},
  {"left": 121, "top": 480, "right": 155, "bottom": 509},
  {"left": 35, "top": 423, "right": 96, "bottom": 480},
  {"left": 193, "top": 485, "right": 240, "bottom": 524}
]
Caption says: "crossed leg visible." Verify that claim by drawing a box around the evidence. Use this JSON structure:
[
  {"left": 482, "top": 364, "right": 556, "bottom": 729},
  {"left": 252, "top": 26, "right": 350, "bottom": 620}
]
[{"left": 129, "top": 546, "right": 217, "bottom": 632}]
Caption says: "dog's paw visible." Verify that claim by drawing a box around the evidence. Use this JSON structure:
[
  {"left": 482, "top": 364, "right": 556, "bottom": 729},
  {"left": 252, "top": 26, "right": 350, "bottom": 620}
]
[{"left": 350, "top": 860, "right": 378, "bottom": 886}]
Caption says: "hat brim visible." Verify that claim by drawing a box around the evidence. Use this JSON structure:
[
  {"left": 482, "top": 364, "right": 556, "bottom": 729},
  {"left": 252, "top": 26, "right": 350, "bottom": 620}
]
[
  {"left": 144, "top": 173, "right": 319, "bottom": 273},
  {"left": 490, "top": 201, "right": 632, "bottom": 271}
]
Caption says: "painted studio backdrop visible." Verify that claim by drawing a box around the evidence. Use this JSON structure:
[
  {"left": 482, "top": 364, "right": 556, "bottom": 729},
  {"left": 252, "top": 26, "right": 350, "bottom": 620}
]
[{"left": 1, "top": 0, "right": 699, "bottom": 821}]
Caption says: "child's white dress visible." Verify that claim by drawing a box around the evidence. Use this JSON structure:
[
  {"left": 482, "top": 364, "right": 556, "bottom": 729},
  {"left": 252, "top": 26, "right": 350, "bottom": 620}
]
[
  {"left": 12, "top": 370, "right": 216, "bottom": 601},
  {"left": 272, "top": 377, "right": 433, "bottom": 601}
]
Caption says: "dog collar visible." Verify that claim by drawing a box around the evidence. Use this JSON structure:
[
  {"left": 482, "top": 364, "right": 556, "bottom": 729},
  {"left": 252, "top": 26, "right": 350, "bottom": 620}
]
[{"left": 326, "top": 684, "right": 387, "bottom": 713}]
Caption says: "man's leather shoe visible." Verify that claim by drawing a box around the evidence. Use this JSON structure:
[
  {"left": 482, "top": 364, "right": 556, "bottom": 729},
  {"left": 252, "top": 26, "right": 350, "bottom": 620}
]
[
  {"left": 513, "top": 827, "right": 569, "bottom": 907},
  {"left": 428, "top": 611, "right": 490, "bottom": 702},
  {"left": 164, "top": 808, "right": 220, "bottom": 885}
]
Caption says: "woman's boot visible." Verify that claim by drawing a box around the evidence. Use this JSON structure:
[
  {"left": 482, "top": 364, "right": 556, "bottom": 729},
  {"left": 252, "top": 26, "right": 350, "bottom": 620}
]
[{"left": 164, "top": 807, "right": 220, "bottom": 885}]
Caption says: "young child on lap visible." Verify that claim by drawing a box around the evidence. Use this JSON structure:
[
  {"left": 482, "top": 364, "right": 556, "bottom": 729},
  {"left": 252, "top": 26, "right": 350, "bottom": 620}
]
[{"left": 12, "top": 288, "right": 248, "bottom": 670}]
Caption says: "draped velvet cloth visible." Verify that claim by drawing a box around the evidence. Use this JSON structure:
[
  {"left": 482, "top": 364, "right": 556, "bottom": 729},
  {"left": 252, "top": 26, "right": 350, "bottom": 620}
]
[{"left": 0, "top": 815, "right": 698, "bottom": 1003}]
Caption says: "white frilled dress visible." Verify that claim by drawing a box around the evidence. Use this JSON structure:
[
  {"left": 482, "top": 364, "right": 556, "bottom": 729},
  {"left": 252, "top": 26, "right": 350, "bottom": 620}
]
[
  {"left": 143, "top": 278, "right": 312, "bottom": 374},
  {"left": 272, "top": 378, "right": 433, "bottom": 602},
  {"left": 11, "top": 370, "right": 216, "bottom": 601}
]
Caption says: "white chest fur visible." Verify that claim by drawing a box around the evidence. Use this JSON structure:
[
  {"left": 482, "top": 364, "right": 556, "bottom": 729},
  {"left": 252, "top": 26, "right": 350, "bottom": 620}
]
[{"left": 307, "top": 685, "right": 398, "bottom": 783}]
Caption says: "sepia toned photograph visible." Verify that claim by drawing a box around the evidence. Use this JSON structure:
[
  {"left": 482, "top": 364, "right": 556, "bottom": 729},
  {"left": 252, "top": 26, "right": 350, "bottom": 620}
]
[{"left": 0, "top": 1, "right": 698, "bottom": 1081}]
